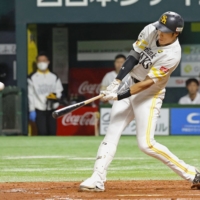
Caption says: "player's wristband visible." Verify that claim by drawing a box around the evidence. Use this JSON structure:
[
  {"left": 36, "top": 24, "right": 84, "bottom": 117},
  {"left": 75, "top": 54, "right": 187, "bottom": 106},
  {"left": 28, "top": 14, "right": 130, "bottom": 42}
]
[{"left": 117, "top": 88, "right": 131, "bottom": 100}]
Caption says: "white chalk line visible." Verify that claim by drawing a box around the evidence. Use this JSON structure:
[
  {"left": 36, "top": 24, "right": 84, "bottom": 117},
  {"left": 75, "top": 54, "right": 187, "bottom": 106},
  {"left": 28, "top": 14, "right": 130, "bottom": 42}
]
[
  {"left": 0, "top": 155, "right": 168, "bottom": 172},
  {"left": 1, "top": 165, "right": 169, "bottom": 172},
  {"left": 1, "top": 155, "right": 151, "bottom": 160}
]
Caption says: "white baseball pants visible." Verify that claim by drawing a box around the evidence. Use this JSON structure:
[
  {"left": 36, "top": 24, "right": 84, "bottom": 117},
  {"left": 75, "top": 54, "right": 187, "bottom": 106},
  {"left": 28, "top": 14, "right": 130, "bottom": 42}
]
[{"left": 94, "top": 85, "right": 196, "bottom": 182}]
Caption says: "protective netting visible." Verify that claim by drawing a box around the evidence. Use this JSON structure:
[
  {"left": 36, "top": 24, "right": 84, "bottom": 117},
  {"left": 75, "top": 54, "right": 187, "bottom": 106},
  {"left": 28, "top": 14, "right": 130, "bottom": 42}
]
[{"left": 0, "top": 86, "right": 22, "bottom": 135}]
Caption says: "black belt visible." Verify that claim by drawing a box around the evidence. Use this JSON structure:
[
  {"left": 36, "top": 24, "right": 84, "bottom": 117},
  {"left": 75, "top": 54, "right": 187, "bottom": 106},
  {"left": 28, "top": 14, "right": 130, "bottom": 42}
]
[{"left": 133, "top": 78, "right": 140, "bottom": 83}]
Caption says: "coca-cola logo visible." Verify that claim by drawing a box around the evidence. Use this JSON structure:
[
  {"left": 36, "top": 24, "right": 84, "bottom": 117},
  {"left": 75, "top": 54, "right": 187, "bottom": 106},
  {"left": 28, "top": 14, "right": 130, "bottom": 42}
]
[
  {"left": 78, "top": 81, "right": 101, "bottom": 94},
  {"left": 62, "top": 112, "right": 95, "bottom": 126}
]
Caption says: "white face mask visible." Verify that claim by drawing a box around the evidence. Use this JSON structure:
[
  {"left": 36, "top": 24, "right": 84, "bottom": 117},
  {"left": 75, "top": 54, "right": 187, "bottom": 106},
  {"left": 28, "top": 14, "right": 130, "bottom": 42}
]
[{"left": 37, "top": 62, "right": 48, "bottom": 71}]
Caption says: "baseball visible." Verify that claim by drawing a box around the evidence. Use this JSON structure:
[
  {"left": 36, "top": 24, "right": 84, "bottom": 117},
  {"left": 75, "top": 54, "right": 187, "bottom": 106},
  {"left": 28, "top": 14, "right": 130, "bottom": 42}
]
[{"left": 0, "top": 82, "right": 5, "bottom": 91}]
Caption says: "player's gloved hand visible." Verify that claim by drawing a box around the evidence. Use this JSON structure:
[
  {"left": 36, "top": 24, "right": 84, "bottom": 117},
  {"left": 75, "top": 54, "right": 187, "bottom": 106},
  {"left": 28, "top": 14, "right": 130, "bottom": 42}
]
[
  {"left": 106, "top": 79, "right": 121, "bottom": 93},
  {"left": 29, "top": 111, "right": 36, "bottom": 122},
  {"left": 46, "top": 93, "right": 57, "bottom": 100},
  {"left": 101, "top": 91, "right": 118, "bottom": 101}
]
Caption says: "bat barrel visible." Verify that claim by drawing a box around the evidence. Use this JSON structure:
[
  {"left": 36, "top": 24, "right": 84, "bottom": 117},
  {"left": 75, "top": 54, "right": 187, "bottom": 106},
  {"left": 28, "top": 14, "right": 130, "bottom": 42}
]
[
  {"left": 52, "top": 111, "right": 59, "bottom": 119},
  {"left": 52, "top": 102, "right": 85, "bottom": 118}
]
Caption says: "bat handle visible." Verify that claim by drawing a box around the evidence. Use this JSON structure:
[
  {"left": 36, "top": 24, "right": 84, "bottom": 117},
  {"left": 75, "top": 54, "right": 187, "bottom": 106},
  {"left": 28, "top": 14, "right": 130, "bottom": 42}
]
[{"left": 84, "top": 94, "right": 104, "bottom": 105}]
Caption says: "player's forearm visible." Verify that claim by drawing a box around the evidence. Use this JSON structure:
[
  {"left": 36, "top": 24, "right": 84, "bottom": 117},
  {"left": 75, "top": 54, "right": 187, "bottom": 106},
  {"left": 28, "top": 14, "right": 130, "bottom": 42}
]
[
  {"left": 116, "top": 49, "right": 139, "bottom": 81},
  {"left": 130, "top": 79, "right": 154, "bottom": 95},
  {"left": 117, "top": 77, "right": 154, "bottom": 100}
]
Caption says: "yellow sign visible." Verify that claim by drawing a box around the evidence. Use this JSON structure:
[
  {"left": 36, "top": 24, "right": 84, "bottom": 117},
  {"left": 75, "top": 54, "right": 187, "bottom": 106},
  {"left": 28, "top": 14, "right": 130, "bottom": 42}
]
[
  {"left": 158, "top": 50, "right": 163, "bottom": 53},
  {"left": 27, "top": 24, "right": 38, "bottom": 136},
  {"left": 160, "top": 15, "right": 167, "bottom": 25},
  {"left": 27, "top": 24, "right": 38, "bottom": 75}
]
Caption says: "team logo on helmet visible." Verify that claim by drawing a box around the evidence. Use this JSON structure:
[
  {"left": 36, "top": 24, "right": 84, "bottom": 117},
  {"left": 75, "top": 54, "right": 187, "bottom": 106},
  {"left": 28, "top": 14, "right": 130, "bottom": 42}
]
[{"left": 160, "top": 15, "right": 167, "bottom": 25}]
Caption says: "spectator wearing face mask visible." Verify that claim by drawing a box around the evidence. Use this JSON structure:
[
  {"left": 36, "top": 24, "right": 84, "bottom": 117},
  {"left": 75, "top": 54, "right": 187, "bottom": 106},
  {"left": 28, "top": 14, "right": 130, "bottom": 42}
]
[{"left": 28, "top": 52, "right": 63, "bottom": 135}]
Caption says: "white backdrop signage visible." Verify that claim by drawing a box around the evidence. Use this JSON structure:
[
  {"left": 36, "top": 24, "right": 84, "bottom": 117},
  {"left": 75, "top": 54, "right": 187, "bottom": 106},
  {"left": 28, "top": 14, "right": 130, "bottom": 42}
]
[
  {"left": 0, "top": 44, "right": 16, "bottom": 55},
  {"left": 166, "top": 77, "right": 200, "bottom": 87},
  {"left": 181, "top": 45, "right": 200, "bottom": 76},
  {"left": 100, "top": 108, "right": 169, "bottom": 135},
  {"left": 77, "top": 40, "right": 134, "bottom": 61},
  {"left": 53, "top": 27, "right": 69, "bottom": 83}
]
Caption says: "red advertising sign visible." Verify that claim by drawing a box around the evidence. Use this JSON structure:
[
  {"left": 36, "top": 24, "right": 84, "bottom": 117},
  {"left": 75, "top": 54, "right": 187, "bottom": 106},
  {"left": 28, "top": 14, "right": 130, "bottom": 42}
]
[
  {"left": 56, "top": 106, "right": 98, "bottom": 136},
  {"left": 69, "top": 68, "right": 113, "bottom": 99}
]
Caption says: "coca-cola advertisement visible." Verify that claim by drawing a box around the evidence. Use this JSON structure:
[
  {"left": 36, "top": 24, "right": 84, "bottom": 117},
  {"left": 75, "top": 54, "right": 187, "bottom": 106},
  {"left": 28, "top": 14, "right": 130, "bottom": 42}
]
[
  {"left": 57, "top": 107, "right": 98, "bottom": 136},
  {"left": 69, "top": 68, "right": 113, "bottom": 100}
]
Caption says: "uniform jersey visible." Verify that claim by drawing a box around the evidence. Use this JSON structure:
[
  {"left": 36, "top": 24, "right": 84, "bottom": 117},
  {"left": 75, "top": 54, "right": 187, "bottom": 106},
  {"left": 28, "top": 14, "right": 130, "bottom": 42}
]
[
  {"left": 178, "top": 93, "right": 200, "bottom": 104},
  {"left": 28, "top": 70, "right": 63, "bottom": 111},
  {"left": 130, "top": 24, "right": 181, "bottom": 92}
]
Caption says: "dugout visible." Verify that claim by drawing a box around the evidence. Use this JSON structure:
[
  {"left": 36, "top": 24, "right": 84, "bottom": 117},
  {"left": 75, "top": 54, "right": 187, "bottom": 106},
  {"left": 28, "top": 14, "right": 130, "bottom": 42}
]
[{"left": 15, "top": 0, "right": 200, "bottom": 134}]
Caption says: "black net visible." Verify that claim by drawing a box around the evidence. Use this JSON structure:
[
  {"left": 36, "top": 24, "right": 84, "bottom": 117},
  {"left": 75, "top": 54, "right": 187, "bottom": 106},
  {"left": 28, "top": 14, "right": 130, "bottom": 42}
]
[{"left": 0, "top": 87, "right": 22, "bottom": 135}]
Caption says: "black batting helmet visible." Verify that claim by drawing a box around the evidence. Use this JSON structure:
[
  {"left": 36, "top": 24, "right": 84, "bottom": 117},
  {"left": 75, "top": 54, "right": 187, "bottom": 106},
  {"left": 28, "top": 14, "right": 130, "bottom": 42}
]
[{"left": 153, "top": 11, "right": 184, "bottom": 33}]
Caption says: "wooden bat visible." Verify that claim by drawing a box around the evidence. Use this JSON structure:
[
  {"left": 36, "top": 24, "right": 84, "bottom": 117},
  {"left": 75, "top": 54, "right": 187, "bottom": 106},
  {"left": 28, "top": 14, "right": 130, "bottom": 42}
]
[{"left": 52, "top": 94, "right": 104, "bottom": 119}]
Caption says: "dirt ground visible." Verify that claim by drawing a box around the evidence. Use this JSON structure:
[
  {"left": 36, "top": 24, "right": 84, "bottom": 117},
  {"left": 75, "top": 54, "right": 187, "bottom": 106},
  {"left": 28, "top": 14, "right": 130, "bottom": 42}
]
[{"left": 0, "top": 180, "right": 200, "bottom": 200}]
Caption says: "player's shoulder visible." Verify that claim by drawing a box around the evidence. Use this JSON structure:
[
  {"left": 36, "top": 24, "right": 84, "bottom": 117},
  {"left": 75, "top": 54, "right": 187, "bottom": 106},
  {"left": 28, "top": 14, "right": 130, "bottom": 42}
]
[
  {"left": 28, "top": 71, "right": 37, "bottom": 80},
  {"left": 141, "top": 23, "right": 157, "bottom": 35},
  {"left": 48, "top": 71, "right": 59, "bottom": 80},
  {"left": 163, "top": 40, "right": 181, "bottom": 61}
]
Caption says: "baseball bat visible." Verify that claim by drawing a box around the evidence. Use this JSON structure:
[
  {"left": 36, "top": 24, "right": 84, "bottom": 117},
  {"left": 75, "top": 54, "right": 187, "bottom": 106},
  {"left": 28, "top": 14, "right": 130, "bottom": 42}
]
[{"left": 52, "top": 94, "right": 104, "bottom": 119}]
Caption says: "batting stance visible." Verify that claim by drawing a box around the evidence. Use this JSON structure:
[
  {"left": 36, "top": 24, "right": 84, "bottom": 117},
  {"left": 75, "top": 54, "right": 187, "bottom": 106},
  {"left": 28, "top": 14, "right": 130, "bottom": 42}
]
[{"left": 79, "top": 11, "right": 200, "bottom": 191}]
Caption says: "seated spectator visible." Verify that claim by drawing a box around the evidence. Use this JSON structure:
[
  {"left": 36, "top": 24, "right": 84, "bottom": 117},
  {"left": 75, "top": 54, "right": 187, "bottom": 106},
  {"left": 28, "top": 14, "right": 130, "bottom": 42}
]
[
  {"left": 178, "top": 78, "right": 200, "bottom": 104},
  {"left": 28, "top": 52, "right": 63, "bottom": 135}
]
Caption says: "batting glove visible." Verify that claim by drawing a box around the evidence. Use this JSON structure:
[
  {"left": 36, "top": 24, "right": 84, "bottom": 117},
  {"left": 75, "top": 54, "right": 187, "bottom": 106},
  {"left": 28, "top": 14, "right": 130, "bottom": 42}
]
[
  {"left": 106, "top": 79, "right": 121, "bottom": 93},
  {"left": 102, "top": 91, "right": 118, "bottom": 101}
]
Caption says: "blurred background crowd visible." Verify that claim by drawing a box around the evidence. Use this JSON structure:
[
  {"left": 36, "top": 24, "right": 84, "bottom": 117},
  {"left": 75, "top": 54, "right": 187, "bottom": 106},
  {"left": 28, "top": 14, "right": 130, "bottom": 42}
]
[{"left": 1, "top": 0, "right": 200, "bottom": 136}]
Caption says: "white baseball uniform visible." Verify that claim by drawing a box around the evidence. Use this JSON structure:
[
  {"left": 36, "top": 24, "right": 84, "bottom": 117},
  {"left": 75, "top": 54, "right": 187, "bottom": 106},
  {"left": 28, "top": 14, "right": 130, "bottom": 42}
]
[
  {"left": 82, "top": 24, "right": 197, "bottom": 190},
  {"left": 28, "top": 70, "right": 63, "bottom": 111}
]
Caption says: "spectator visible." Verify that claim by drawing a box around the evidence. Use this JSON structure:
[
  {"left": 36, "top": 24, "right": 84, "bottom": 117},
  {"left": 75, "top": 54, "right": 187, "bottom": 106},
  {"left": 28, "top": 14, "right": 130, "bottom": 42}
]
[
  {"left": 28, "top": 52, "right": 63, "bottom": 135},
  {"left": 101, "top": 54, "right": 128, "bottom": 104},
  {"left": 178, "top": 78, "right": 200, "bottom": 104}
]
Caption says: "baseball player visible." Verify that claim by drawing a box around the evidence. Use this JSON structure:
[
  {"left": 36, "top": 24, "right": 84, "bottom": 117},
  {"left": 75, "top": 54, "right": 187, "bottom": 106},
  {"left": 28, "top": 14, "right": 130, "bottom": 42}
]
[{"left": 79, "top": 11, "right": 200, "bottom": 191}]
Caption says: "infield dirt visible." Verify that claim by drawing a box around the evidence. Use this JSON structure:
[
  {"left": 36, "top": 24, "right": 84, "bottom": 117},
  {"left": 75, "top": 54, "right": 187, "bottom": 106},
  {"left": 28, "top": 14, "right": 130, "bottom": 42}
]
[{"left": 0, "top": 180, "right": 200, "bottom": 200}]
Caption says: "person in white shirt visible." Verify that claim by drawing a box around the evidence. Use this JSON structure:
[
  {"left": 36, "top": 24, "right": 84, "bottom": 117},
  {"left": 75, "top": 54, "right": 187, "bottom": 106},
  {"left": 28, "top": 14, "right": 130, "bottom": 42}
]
[
  {"left": 101, "top": 54, "right": 128, "bottom": 104},
  {"left": 28, "top": 52, "right": 63, "bottom": 135},
  {"left": 178, "top": 78, "right": 200, "bottom": 104}
]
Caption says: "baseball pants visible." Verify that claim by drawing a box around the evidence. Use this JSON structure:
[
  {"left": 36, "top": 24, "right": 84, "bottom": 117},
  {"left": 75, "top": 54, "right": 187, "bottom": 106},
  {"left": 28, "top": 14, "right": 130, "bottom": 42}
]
[{"left": 95, "top": 86, "right": 196, "bottom": 182}]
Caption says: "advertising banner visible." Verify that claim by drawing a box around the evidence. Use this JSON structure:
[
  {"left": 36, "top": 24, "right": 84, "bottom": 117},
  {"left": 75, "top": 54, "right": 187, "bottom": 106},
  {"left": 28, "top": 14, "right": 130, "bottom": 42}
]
[
  {"left": 57, "top": 106, "right": 98, "bottom": 136},
  {"left": 0, "top": 44, "right": 16, "bottom": 55},
  {"left": 69, "top": 68, "right": 113, "bottom": 99},
  {"left": 100, "top": 108, "right": 169, "bottom": 135},
  {"left": 166, "top": 77, "right": 200, "bottom": 87},
  {"left": 17, "top": 0, "right": 200, "bottom": 24},
  {"left": 77, "top": 40, "right": 134, "bottom": 61},
  {"left": 171, "top": 108, "right": 200, "bottom": 135},
  {"left": 181, "top": 45, "right": 200, "bottom": 76}
]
